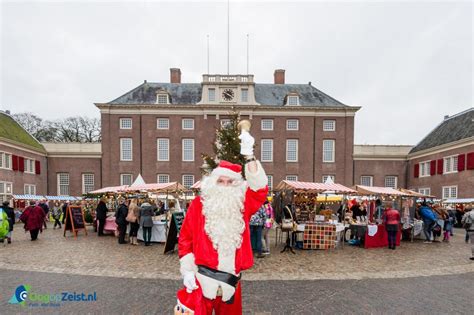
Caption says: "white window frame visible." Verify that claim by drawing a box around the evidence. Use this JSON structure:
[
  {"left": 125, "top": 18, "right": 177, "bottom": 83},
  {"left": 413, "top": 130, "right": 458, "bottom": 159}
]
[
  {"left": 24, "top": 184, "right": 36, "bottom": 195},
  {"left": 360, "top": 176, "right": 373, "bottom": 186},
  {"left": 182, "top": 174, "right": 195, "bottom": 189},
  {"left": 443, "top": 155, "right": 458, "bottom": 174},
  {"left": 182, "top": 138, "right": 195, "bottom": 162},
  {"left": 157, "top": 118, "right": 170, "bottom": 130},
  {"left": 267, "top": 175, "right": 273, "bottom": 191},
  {"left": 120, "top": 174, "right": 133, "bottom": 186},
  {"left": 220, "top": 119, "right": 231, "bottom": 128},
  {"left": 287, "top": 95, "right": 299, "bottom": 106},
  {"left": 418, "top": 188, "right": 431, "bottom": 196},
  {"left": 419, "top": 161, "right": 431, "bottom": 177},
  {"left": 261, "top": 119, "right": 274, "bottom": 131},
  {"left": 286, "top": 139, "right": 298, "bottom": 162},
  {"left": 322, "top": 175, "right": 335, "bottom": 183},
  {"left": 0, "top": 181, "right": 13, "bottom": 203},
  {"left": 156, "top": 94, "right": 169, "bottom": 104},
  {"left": 241, "top": 89, "right": 248, "bottom": 102},
  {"left": 442, "top": 185, "right": 457, "bottom": 199},
  {"left": 120, "top": 138, "right": 133, "bottom": 161},
  {"left": 82, "top": 173, "right": 94, "bottom": 194},
  {"left": 182, "top": 119, "right": 195, "bottom": 130},
  {"left": 119, "top": 118, "right": 132, "bottom": 130},
  {"left": 384, "top": 176, "right": 398, "bottom": 189},
  {"left": 24, "top": 158, "right": 35, "bottom": 174},
  {"left": 261, "top": 139, "right": 273, "bottom": 162},
  {"left": 157, "top": 138, "right": 170, "bottom": 161},
  {"left": 0, "top": 152, "right": 12, "bottom": 170},
  {"left": 208, "top": 88, "right": 216, "bottom": 102},
  {"left": 286, "top": 119, "right": 299, "bottom": 131},
  {"left": 322, "top": 139, "right": 335, "bottom": 163},
  {"left": 286, "top": 175, "right": 298, "bottom": 181},
  {"left": 57, "top": 173, "right": 70, "bottom": 196},
  {"left": 323, "top": 120, "right": 336, "bottom": 131},
  {"left": 157, "top": 174, "right": 170, "bottom": 183}
]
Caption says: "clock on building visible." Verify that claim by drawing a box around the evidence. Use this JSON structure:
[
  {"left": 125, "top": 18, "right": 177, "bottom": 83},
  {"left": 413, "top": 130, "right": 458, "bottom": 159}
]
[{"left": 222, "top": 88, "right": 235, "bottom": 101}]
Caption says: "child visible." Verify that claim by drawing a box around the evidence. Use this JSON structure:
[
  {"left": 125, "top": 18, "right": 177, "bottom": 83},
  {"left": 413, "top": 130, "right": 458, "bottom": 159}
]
[
  {"left": 52, "top": 202, "right": 62, "bottom": 229},
  {"left": 443, "top": 210, "right": 454, "bottom": 242}
]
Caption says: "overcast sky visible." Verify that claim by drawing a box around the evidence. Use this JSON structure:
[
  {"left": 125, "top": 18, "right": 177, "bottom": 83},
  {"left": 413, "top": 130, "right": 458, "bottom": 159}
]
[{"left": 1, "top": 0, "right": 472, "bottom": 145}]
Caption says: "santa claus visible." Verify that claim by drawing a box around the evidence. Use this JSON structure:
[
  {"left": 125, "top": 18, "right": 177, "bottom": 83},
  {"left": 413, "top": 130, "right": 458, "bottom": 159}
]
[{"left": 176, "top": 127, "right": 268, "bottom": 315}]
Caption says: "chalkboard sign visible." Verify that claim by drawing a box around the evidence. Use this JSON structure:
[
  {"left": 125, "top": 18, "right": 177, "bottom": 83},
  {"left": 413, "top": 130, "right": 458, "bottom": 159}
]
[
  {"left": 164, "top": 211, "right": 184, "bottom": 254},
  {"left": 63, "top": 206, "right": 88, "bottom": 238}
]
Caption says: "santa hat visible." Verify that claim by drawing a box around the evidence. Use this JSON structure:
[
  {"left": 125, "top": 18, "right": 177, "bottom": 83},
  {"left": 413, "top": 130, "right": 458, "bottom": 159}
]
[{"left": 210, "top": 160, "right": 243, "bottom": 181}]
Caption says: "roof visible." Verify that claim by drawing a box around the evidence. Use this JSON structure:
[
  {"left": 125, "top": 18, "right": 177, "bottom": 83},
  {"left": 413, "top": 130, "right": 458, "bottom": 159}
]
[
  {"left": 410, "top": 108, "right": 474, "bottom": 153},
  {"left": 353, "top": 145, "right": 413, "bottom": 159},
  {"left": 42, "top": 143, "right": 102, "bottom": 155},
  {"left": 107, "top": 81, "right": 350, "bottom": 107},
  {"left": 275, "top": 180, "right": 357, "bottom": 194},
  {"left": 0, "top": 111, "right": 45, "bottom": 152}
]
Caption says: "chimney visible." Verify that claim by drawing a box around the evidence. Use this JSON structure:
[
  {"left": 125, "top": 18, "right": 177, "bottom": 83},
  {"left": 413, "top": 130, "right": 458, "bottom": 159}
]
[
  {"left": 170, "top": 68, "right": 181, "bottom": 84},
  {"left": 274, "top": 69, "right": 285, "bottom": 84},
  {"left": 444, "top": 115, "right": 449, "bottom": 120},
  {"left": 6, "top": 110, "right": 10, "bottom": 115}
]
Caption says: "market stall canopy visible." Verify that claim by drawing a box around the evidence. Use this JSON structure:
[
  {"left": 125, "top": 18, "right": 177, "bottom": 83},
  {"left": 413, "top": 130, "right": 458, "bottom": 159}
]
[
  {"left": 12, "top": 194, "right": 45, "bottom": 200},
  {"left": 275, "top": 180, "right": 357, "bottom": 194},
  {"left": 191, "top": 180, "right": 201, "bottom": 189},
  {"left": 45, "top": 195, "right": 79, "bottom": 201},
  {"left": 399, "top": 188, "right": 435, "bottom": 198},
  {"left": 131, "top": 174, "right": 146, "bottom": 187},
  {"left": 123, "top": 182, "right": 186, "bottom": 193},
  {"left": 355, "top": 185, "right": 408, "bottom": 196},
  {"left": 88, "top": 185, "right": 129, "bottom": 194},
  {"left": 443, "top": 198, "right": 474, "bottom": 204}
]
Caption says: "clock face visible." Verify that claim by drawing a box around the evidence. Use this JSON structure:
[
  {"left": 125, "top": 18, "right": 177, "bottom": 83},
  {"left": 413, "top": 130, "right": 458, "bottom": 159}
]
[{"left": 222, "top": 89, "right": 235, "bottom": 101}]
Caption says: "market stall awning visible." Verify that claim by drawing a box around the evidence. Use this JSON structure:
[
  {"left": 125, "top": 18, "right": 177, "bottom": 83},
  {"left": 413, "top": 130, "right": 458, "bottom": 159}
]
[
  {"left": 398, "top": 188, "right": 435, "bottom": 198},
  {"left": 12, "top": 194, "right": 45, "bottom": 200},
  {"left": 88, "top": 185, "right": 129, "bottom": 194},
  {"left": 45, "top": 195, "right": 79, "bottom": 201},
  {"left": 355, "top": 185, "right": 408, "bottom": 196},
  {"left": 275, "top": 180, "right": 357, "bottom": 194},
  {"left": 122, "top": 182, "right": 186, "bottom": 193},
  {"left": 191, "top": 180, "right": 201, "bottom": 189},
  {"left": 443, "top": 198, "right": 474, "bottom": 204}
]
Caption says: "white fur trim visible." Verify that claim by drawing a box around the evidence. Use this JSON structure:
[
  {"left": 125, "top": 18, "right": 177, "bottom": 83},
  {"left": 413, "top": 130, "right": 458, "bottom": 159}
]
[
  {"left": 179, "top": 253, "right": 198, "bottom": 276},
  {"left": 217, "top": 248, "right": 236, "bottom": 275},
  {"left": 211, "top": 167, "right": 243, "bottom": 180},
  {"left": 245, "top": 160, "right": 268, "bottom": 191},
  {"left": 195, "top": 273, "right": 236, "bottom": 302}
]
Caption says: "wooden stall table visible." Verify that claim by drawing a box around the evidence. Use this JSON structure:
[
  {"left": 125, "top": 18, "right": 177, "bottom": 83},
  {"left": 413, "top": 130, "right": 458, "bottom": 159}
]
[{"left": 364, "top": 224, "right": 400, "bottom": 249}]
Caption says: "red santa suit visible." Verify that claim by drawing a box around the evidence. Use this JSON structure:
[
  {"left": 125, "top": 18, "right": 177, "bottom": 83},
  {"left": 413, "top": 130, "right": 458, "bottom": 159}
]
[{"left": 178, "top": 160, "right": 268, "bottom": 315}]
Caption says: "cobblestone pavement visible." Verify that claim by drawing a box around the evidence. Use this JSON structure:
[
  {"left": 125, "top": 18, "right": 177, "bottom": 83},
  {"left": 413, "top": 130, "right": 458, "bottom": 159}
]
[
  {"left": 1, "top": 224, "right": 473, "bottom": 281},
  {"left": 1, "top": 269, "right": 472, "bottom": 314}
]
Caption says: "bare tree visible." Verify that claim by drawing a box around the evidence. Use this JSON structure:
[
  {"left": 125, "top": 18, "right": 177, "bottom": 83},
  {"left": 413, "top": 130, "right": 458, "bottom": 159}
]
[{"left": 12, "top": 112, "right": 44, "bottom": 139}]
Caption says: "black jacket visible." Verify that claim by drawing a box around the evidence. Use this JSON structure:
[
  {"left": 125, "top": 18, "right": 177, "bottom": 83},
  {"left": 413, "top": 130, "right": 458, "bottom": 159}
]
[
  {"left": 2, "top": 206, "right": 15, "bottom": 231},
  {"left": 96, "top": 202, "right": 108, "bottom": 220},
  {"left": 115, "top": 204, "right": 129, "bottom": 226}
]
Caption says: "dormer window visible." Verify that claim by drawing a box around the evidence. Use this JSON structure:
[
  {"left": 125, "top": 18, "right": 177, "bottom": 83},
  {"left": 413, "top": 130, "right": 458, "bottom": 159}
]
[
  {"left": 156, "top": 89, "right": 170, "bottom": 104},
  {"left": 285, "top": 93, "right": 300, "bottom": 106}
]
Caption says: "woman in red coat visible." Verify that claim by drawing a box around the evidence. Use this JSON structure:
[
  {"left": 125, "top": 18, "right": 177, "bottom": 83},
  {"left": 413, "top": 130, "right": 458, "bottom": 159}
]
[
  {"left": 384, "top": 207, "right": 401, "bottom": 250},
  {"left": 20, "top": 201, "right": 46, "bottom": 241}
]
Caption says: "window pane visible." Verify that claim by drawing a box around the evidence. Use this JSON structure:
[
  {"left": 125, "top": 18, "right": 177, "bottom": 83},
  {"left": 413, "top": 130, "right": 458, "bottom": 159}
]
[
  {"left": 261, "top": 119, "right": 273, "bottom": 131},
  {"left": 182, "top": 119, "right": 194, "bottom": 130},
  {"left": 209, "top": 89, "right": 216, "bottom": 102},
  {"left": 241, "top": 89, "right": 248, "bottom": 102},
  {"left": 157, "top": 118, "right": 169, "bottom": 129},
  {"left": 58, "top": 173, "right": 70, "bottom": 195},
  {"left": 361, "top": 176, "right": 373, "bottom": 186},
  {"left": 157, "top": 94, "right": 168, "bottom": 104},
  {"left": 286, "top": 175, "right": 298, "bottom": 181},
  {"left": 322, "top": 175, "right": 335, "bottom": 183},
  {"left": 261, "top": 139, "right": 273, "bottom": 162},
  {"left": 221, "top": 119, "right": 231, "bottom": 128},
  {"left": 323, "top": 120, "right": 336, "bottom": 131},
  {"left": 267, "top": 175, "right": 273, "bottom": 190},
  {"left": 384, "top": 176, "right": 397, "bottom": 188},
  {"left": 83, "top": 174, "right": 94, "bottom": 194},
  {"left": 121, "top": 174, "right": 133, "bottom": 186},
  {"left": 182, "top": 175, "right": 195, "bottom": 188},
  {"left": 323, "top": 140, "right": 335, "bottom": 162},
  {"left": 120, "top": 138, "right": 132, "bottom": 161},
  {"left": 286, "top": 139, "right": 298, "bottom": 162},
  {"left": 120, "top": 118, "right": 132, "bottom": 129},
  {"left": 182, "top": 139, "right": 194, "bottom": 161},
  {"left": 288, "top": 96, "right": 298, "bottom": 105},
  {"left": 157, "top": 138, "right": 169, "bottom": 161},
  {"left": 157, "top": 174, "right": 170, "bottom": 183},
  {"left": 287, "top": 119, "right": 299, "bottom": 130}
]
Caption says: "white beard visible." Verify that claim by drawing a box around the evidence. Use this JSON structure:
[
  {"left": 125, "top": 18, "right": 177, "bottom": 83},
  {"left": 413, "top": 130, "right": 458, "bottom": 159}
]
[{"left": 200, "top": 175, "right": 246, "bottom": 274}]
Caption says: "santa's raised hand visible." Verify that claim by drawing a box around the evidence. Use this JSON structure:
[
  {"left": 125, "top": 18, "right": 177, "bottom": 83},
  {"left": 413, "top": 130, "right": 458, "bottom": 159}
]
[{"left": 239, "top": 130, "right": 255, "bottom": 157}]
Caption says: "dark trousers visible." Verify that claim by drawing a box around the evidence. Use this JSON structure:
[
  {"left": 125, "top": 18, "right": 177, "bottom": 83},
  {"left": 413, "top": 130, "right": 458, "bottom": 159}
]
[
  {"left": 250, "top": 225, "right": 263, "bottom": 254},
  {"left": 387, "top": 230, "right": 397, "bottom": 248},
  {"left": 118, "top": 223, "right": 127, "bottom": 244},
  {"left": 30, "top": 229, "right": 39, "bottom": 240},
  {"left": 129, "top": 222, "right": 139, "bottom": 237},
  {"left": 143, "top": 226, "right": 152, "bottom": 245},
  {"left": 43, "top": 218, "right": 48, "bottom": 229},
  {"left": 97, "top": 218, "right": 105, "bottom": 236},
  {"left": 53, "top": 218, "right": 61, "bottom": 229}
]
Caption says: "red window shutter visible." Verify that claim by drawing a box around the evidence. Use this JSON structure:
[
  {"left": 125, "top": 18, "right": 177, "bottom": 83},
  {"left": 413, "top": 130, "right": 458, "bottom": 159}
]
[
  {"left": 35, "top": 160, "right": 41, "bottom": 174},
  {"left": 12, "top": 155, "right": 19, "bottom": 171},
  {"left": 457, "top": 154, "right": 465, "bottom": 172},
  {"left": 467, "top": 152, "right": 474, "bottom": 170},
  {"left": 18, "top": 156, "right": 25, "bottom": 172},
  {"left": 430, "top": 160, "right": 436, "bottom": 176},
  {"left": 414, "top": 163, "right": 419, "bottom": 178},
  {"left": 437, "top": 159, "right": 443, "bottom": 175}
]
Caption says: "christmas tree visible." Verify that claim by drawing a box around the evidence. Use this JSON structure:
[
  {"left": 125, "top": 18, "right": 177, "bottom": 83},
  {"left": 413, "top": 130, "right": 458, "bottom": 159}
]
[{"left": 201, "top": 111, "right": 246, "bottom": 174}]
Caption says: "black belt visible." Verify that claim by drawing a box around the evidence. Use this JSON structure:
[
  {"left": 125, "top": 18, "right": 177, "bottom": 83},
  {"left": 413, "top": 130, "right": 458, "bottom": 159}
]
[{"left": 197, "top": 265, "right": 241, "bottom": 288}]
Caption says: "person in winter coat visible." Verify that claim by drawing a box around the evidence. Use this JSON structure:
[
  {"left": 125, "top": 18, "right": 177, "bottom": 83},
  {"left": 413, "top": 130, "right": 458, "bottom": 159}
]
[
  {"left": 61, "top": 202, "right": 68, "bottom": 224},
  {"left": 419, "top": 202, "right": 437, "bottom": 243},
  {"left": 443, "top": 210, "right": 455, "bottom": 242},
  {"left": 19, "top": 201, "right": 46, "bottom": 241},
  {"left": 96, "top": 199, "right": 108, "bottom": 236},
  {"left": 38, "top": 199, "right": 50, "bottom": 229},
  {"left": 127, "top": 200, "right": 140, "bottom": 245},
  {"left": 139, "top": 202, "right": 154, "bottom": 246},
  {"left": 2, "top": 201, "right": 15, "bottom": 244},
  {"left": 461, "top": 209, "right": 474, "bottom": 260},
  {"left": 115, "top": 199, "right": 129, "bottom": 244},
  {"left": 262, "top": 201, "right": 274, "bottom": 254},
  {"left": 250, "top": 205, "right": 267, "bottom": 258},
  {"left": 52, "top": 202, "right": 62, "bottom": 229},
  {"left": 383, "top": 207, "right": 400, "bottom": 250}
]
